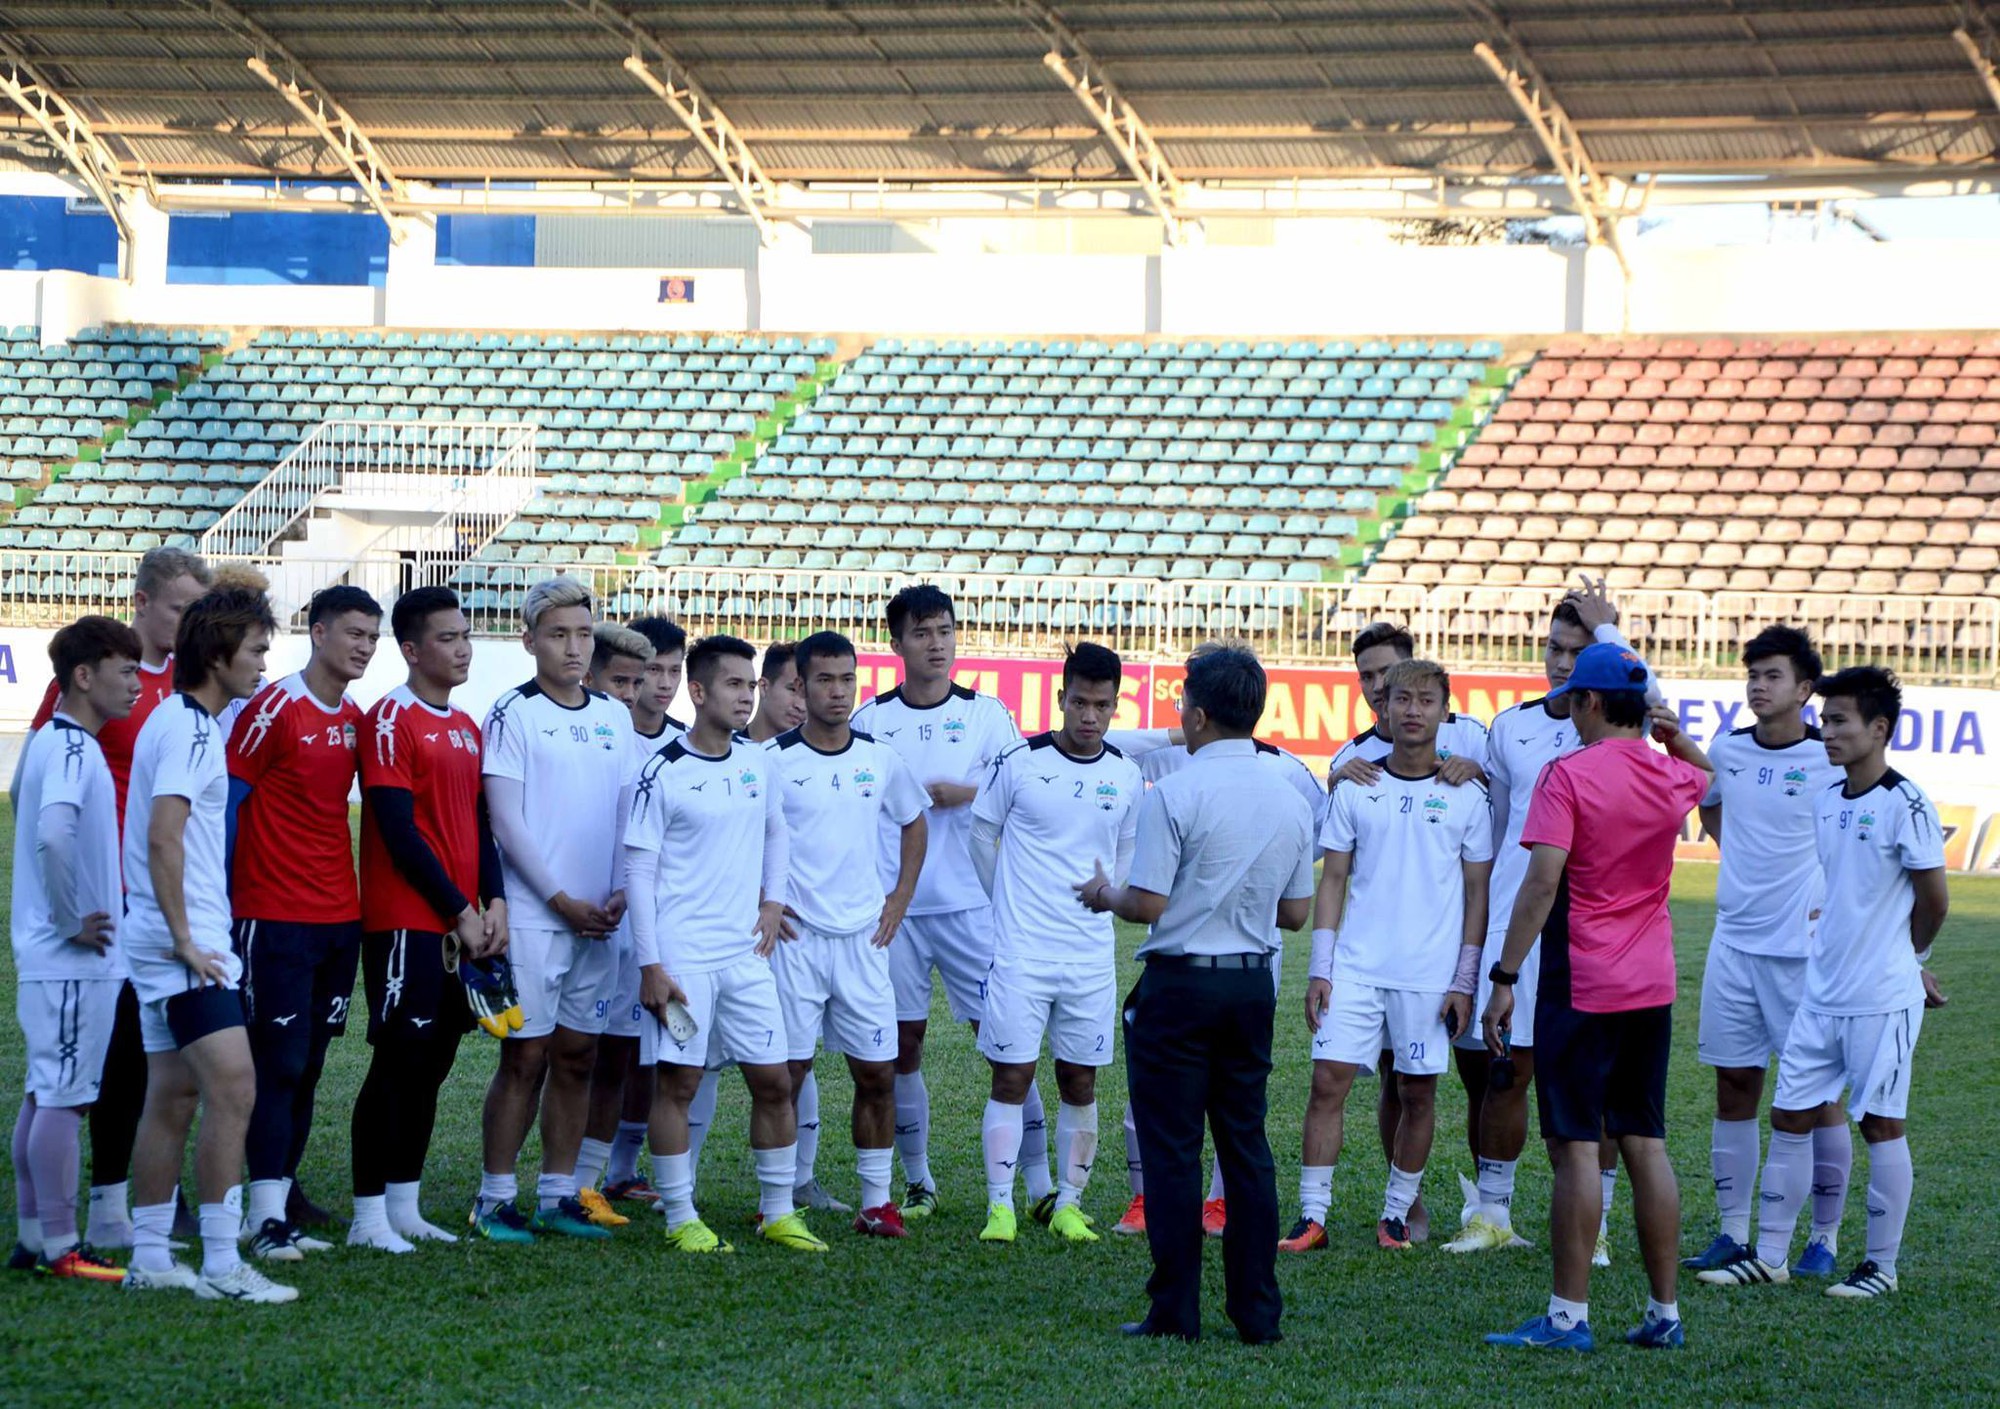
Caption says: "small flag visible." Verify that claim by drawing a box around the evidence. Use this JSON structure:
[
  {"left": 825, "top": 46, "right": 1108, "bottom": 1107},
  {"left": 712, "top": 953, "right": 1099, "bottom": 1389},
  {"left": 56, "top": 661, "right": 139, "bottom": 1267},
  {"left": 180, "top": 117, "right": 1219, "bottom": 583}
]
[{"left": 658, "top": 276, "right": 696, "bottom": 304}]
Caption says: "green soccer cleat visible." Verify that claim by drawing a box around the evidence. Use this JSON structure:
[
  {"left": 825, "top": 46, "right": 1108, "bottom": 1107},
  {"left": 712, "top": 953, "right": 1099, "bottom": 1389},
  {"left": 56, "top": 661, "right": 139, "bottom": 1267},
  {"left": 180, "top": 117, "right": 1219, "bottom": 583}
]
[
  {"left": 468, "top": 1203, "right": 536, "bottom": 1245},
  {"left": 530, "top": 1197, "right": 613, "bottom": 1240},
  {"left": 663, "top": 1218, "right": 734, "bottom": 1254},
  {"left": 1048, "top": 1205, "right": 1099, "bottom": 1244},
  {"left": 901, "top": 1182, "right": 939, "bottom": 1221},
  {"left": 759, "top": 1212, "right": 829, "bottom": 1252},
  {"left": 979, "top": 1202, "right": 1017, "bottom": 1244}
]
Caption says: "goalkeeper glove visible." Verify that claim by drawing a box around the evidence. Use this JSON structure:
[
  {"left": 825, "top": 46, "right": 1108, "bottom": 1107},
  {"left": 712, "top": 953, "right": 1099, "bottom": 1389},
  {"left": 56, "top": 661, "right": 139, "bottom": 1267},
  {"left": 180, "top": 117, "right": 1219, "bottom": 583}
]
[{"left": 449, "top": 940, "right": 524, "bottom": 1038}]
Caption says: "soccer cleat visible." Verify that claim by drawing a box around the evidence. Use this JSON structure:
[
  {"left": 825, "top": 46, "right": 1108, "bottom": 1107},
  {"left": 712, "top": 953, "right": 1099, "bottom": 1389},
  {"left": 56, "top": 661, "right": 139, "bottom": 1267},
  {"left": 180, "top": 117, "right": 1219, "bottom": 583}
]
[
  {"left": 468, "top": 1203, "right": 536, "bottom": 1244},
  {"left": 1593, "top": 1231, "right": 1611, "bottom": 1267},
  {"left": 1029, "top": 1191, "right": 1059, "bottom": 1227},
  {"left": 759, "top": 1212, "right": 829, "bottom": 1252},
  {"left": 1696, "top": 1247, "right": 1790, "bottom": 1287},
  {"left": 291, "top": 1230, "right": 333, "bottom": 1254},
  {"left": 1825, "top": 1259, "right": 1897, "bottom": 1299},
  {"left": 1443, "top": 1214, "right": 1530, "bottom": 1254},
  {"left": 1624, "top": 1314, "right": 1686, "bottom": 1349},
  {"left": 194, "top": 1263, "right": 298, "bottom": 1304},
  {"left": 1049, "top": 1205, "right": 1099, "bottom": 1243},
  {"left": 530, "top": 1198, "right": 614, "bottom": 1240},
  {"left": 1681, "top": 1233, "right": 1747, "bottom": 1271},
  {"left": 1484, "top": 1315, "right": 1595, "bottom": 1352},
  {"left": 1277, "top": 1218, "right": 1328, "bottom": 1253},
  {"left": 979, "top": 1202, "right": 1018, "bottom": 1244},
  {"left": 1201, "top": 1199, "right": 1227, "bottom": 1238},
  {"left": 1377, "top": 1217, "right": 1413, "bottom": 1250},
  {"left": 38, "top": 1245, "right": 127, "bottom": 1282},
  {"left": 247, "top": 1218, "right": 305, "bottom": 1264},
  {"left": 575, "top": 1188, "right": 630, "bottom": 1228},
  {"left": 121, "top": 1260, "right": 199, "bottom": 1294},
  {"left": 8, "top": 1242, "right": 37, "bottom": 1271},
  {"left": 1795, "top": 1236, "right": 1839, "bottom": 1278},
  {"left": 286, "top": 1181, "right": 334, "bottom": 1230},
  {"left": 901, "top": 1182, "right": 939, "bottom": 1220},
  {"left": 663, "top": 1218, "right": 733, "bottom": 1254},
  {"left": 603, "top": 1177, "right": 660, "bottom": 1206},
  {"left": 1457, "top": 1171, "right": 1482, "bottom": 1229},
  {"left": 346, "top": 1223, "right": 415, "bottom": 1255},
  {"left": 853, "top": 1203, "right": 908, "bottom": 1239},
  {"left": 795, "top": 1178, "right": 852, "bottom": 1214},
  {"left": 1112, "top": 1194, "right": 1146, "bottom": 1237}
]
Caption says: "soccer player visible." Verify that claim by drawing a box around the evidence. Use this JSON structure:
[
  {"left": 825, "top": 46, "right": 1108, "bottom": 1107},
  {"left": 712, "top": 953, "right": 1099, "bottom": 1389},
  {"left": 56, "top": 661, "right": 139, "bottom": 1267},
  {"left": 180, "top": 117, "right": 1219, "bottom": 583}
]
[
  {"left": 766, "top": 631, "right": 929, "bottom": 1237},
  {"left": 26, "top": 546, "right": 212, "bottom": 1250},
  {"left": 1287, "top": 659, "right": 1493, "bottom": 1253},
  {"left": 1700, "top": 667, "right": 1949, "bottom": 1299},
  {"left": 851, "top": 585, "right": 1023, "bottom": 1218},
  {"left": 348, "top": 587, "right": 507, "bottom": 1252},
  {"left": 226, "top": 585, "right": 379, "bottom": 1261},
  {"left": 1682, "top": 627, "right": 1847, "bottom": 1276},
  {"left": 970, "top": 643, "right": 1140, "bottom": 1245},
  {"left": 746, "top": 639, "right": 807, "bottom": 742},
  {"left": 1444, "top": 579, "right": 1646, "bottom": 1258},
  {"left": 121, "top": 584, "right": 296, "bottom": 1301},
  {"left": 8, "top": 617, "right": 143, "bottom": 1281},
  {"left": 627, "top": 635, "right": 824, "bottom": 1254},
  {"left": 470, "top": 577, "right": 632, "bottom": 1242}
]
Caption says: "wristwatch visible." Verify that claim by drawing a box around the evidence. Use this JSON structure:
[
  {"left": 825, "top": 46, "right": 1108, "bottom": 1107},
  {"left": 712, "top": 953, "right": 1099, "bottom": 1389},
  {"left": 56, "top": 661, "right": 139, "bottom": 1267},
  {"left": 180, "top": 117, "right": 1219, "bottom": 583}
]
[{"left": 1488, "top": 962, "right": 1519, "bottom": 986}]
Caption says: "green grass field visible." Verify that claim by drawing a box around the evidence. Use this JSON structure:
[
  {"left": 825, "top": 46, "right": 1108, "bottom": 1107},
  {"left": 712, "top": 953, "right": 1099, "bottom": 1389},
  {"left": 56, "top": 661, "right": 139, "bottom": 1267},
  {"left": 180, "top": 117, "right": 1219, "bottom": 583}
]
[{"left": 1, "top": 799, "right": 1996, "bottom": 1408}]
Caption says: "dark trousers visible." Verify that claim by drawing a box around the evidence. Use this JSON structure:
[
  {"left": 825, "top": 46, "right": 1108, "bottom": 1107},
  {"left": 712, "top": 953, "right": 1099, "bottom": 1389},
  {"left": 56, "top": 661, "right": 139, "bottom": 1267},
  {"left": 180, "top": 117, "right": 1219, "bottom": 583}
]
[{"left": 1124, "top": 960, "right": 1281, "bottom": 1342}]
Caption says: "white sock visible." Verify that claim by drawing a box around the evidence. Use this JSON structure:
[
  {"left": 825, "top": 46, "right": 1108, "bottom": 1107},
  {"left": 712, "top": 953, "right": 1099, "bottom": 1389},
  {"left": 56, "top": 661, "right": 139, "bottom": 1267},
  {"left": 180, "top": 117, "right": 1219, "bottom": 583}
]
[
  {"left": 1547, "top": 1294, "right": 1588, "bottom": 1331},
  {"left": 1208, "top": 1154, "right": 1227, "bottom": 1203},
  {"left": 895, "top": 1071, "right": 932, "bottom": 1190},
  {"left": 658, "top": 1151, "right": 697, "bottom": 1229},
  {"left": 1646, "top": 1297, "right": 1680, "bottom": 1324},
  {"left": 982, "top": 1098, "right": 1024, "bottom": 1209},
  {"left": 1811, "top": 1121, "right": 1853, "bottom": 1249},
  {"left": 347, "top": 1195, "right": 414, "bottom": 1253},
  {"left": 687, "top": 1070, "right": 720, "bottom": 1186},
  {"left": 796, "top": 1071, "right": 822, "bottom": 1186},
  {"left": 1864, "top": 1136, "right": 1912, "bottom": 1277},
  {"left": 15, "top": 1215, "right": 40, "bottom": 1255},
  {"left": 131, "top": 1200, "right": 176, "bottom": 1273},
  {"left": 1711, "top": 1118, "right": 1761, "bottom": 1245},
  {"left": 1299, "top": 1165, "right": 1334, "bottom": 1225},
  {"left": 858, "top": 1146, "right": 893, "bottom": 1212},
  {"left": 753, "top": 1145, "right": 797, "bottom": 1224},
  {"left": 536, "top": 1171, "right": 575, "bottom": 1212},
  {"left": 42, "top": 1227, "right": 77, "bottom": 1259},
  {"left": 352, "top": 1193, "right": 391, "bottom": 1230},
  {"left": 1598, "top": 1167, "right": 1616, "bottom": 1238},
  {"left": 1383, "top": 1163, "right": 1423, "bottom": 1222},
  {"left": 1476, "top": 1157, "right": 1516, "bottom": 1229},
  {"left": 476, "top": 1170, "right": 517, "bottom": 1217},
  {"left": 608, "top": 1121, "right": 648, "bottom": 1186},
  {"left": 575, "top": 1137, "right": 612, "bottom": 1192},
  {"left": 1019, "top": 1083, "right": 1053, "bottom": 1203},
  {"left": 1123, "top": 1103, "right": 1143, "bottom": 1197},
  {"left": 1755, "top": 1128, "right": 1813, "bottom": 1268},
  {"left": 247, "top": 1178, "right": 287, "bottom": 1231},
  {"left": 386, "top": 1180, "right": 456, "bottom": 1241},
  {"left": 200, "top": 1193, "right": 243, "bottom": 1279},
  {"left": 86, "top": 1182, "right": 131, "bottom": 1241},
  {"left": 1055, "top": 1101, "right": 1098, "bottom": 1208}
]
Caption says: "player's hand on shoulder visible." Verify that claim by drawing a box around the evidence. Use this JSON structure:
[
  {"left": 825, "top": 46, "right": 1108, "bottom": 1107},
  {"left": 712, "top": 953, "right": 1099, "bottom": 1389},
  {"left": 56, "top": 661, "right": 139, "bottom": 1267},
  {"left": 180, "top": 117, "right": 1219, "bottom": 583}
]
[
  {"left": 68, "top": 911, "right": 114, "bottom": 954},
  {"left": 1304, "top": 977, "right": 1331, "bottom": 1033},
  {"left": 1436, "top": 755, "right": 1485, "bottom": 786},
  {"left": 1329, "top": 756, "right": 1382, "bottom": 788},
  {"left": 1922, "top": 968, "right": 1948, "bottom": 1009}
]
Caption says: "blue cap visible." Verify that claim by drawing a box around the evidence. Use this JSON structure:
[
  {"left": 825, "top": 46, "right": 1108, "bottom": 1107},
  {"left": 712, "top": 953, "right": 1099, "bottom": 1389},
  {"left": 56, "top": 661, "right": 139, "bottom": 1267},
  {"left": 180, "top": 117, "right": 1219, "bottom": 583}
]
[{"left": 1547, "top": 641, "right": 1652, "bottom": 699}]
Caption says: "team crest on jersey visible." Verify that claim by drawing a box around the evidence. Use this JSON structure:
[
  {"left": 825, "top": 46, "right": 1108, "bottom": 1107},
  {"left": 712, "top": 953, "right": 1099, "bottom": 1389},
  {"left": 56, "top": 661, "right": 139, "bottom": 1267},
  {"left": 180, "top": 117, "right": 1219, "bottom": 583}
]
[
  {"left": 1095, "top": 780, "right": 1121, "bottom": 811},
  {"left": 943, "top": 717, "right": 967, "bottom": 744},
  {"left": 740, "top": 768, "right": 761, "bottom": 798},
  {"left": 1423, "top": 794, "right": 1449, "bottom": 823},
  {"left": 1857, "top": 809, "right": 1876, "bottom": 840},
  {"left": 593, "top": 722, "right": 617, "bottom": 749},
  {"left": 341, "top": 722, "right": 358, "bottom": 750},
  {"left": 1782, "top": 766, "right": 1808, "bottom": 796},
  {"left": 852, "top": 766, "right": 877, "bottom": 797}
]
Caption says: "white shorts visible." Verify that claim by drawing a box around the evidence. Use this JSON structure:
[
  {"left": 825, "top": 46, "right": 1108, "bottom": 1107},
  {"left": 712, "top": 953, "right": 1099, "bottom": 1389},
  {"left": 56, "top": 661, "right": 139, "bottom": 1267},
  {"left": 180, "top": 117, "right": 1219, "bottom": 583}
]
[
  {"left": 1698, "top": 942, "right": 1807, "bottom": 1069},
  {"left": 1454, "top": 923, "right": 1541, "bottom": 1052},
  {"left": 1314, "top": 981, "right": 1451, "bottom": 1076},
  {"left": 17, "top": 978, "right": 122, "bottom": 1106},
  {"left": 127, "top": 935, "right": 242, "bottom": 1054},
  {"left": 1774, "top": 1003, "right": 1924, "bottom": 1122},
  {"left": 648, "top": 954, "right": 787, "bottom": 1070},
  {"left": 978, "top": 958, "right": 1116, "bottom": 1068},
  {"left": 603, "top": 927, "right": 645, "bottom": 1040},
  {"left": 891, "top": 908, "right": 996, "bottom": 1024},
  {"left": 508, "top": 925, "right": 622, "bottom": 1039},
  {"left": 772, "top": 922, "right": 896, "bottom": 1063}
]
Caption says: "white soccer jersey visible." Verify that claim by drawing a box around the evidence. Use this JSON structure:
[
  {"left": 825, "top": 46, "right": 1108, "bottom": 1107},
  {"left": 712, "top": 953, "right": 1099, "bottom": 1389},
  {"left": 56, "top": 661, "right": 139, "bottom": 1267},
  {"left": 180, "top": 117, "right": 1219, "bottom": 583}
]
[
  {"left": 1808, "top": 770, "right": 1944, "bottom": 1017},
  {"left": 851, "top": 682, "right": 1019, "bottom": 916},
  {"left": 1327, "top": 715, "right": 1492, "bottom": 777},
  {"left": 122, "top": 694, "right": 234, "bottom": 961},
  {"left": 1484, "top": 696, "right": 1581, "bottom": 927},
  {"left": 1109, "top": 730, "right": 1328, "bottom": 833},
  {"left": 974, "top": 733, "right": 1143, "bottom": 966},
  {"left": 1704, "top": 726, "right": 1841, "bottom": 959},
  {"left": 11, "top": 715, "right": 122, "bottom": 980},
  {"left": 1317, "top": 767, "right": 1494, "bottom": 989},
  {"left": 482, "top": 681, "right": 632, "bottom": 931},
  {"left": 765, "top": 727, "right": 928, "bottom": 934},
  {"left": 627, "top": 736, "right": 785, "bottom": 973}
]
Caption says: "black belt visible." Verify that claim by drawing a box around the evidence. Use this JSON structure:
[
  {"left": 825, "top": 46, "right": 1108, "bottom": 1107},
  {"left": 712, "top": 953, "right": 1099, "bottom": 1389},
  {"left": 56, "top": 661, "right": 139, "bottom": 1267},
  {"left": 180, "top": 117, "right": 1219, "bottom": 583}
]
[{"left": 1145, "top": 952, "right": 1273, "bottom": 971}]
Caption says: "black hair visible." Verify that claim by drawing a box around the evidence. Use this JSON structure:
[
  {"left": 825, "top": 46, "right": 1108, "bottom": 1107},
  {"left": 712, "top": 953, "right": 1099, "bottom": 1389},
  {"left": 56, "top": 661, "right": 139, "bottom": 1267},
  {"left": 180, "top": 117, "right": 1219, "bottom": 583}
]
[
  {"left": 686, "top": 633, "right": 756, "bottom": 687},
  {"left": 760, "top": 640, "right": 799, "bottom": 684},
  {"left": 628, "top": 616, "right": 686, "bottom": 658},
  {"left": 174, "top": 586, "right": 277, "bottom": 691},
  {"left": 1350, "top": 621, "right": 1415, "bottom": 661},
  {"left": 1551, "top": 598, "right": 1587, "bottom": 632},
  {"left": 50, "top": 615, "right": 142, "bottom": 693},
  {"left": 1587, "top": 689, "right": 1651, "bottom": 728},
  {"left": 794, "top": 631, "right": 856, "bottom": 677},
  {"left": 308, "top": 584, "right": 383, "bottom": 629},
  {"left": 886, "top": 583, "right": 955, "bottom": 640},
  {"left": 1181, "top": 646, "right": 1266, "bottom": 734},
  {"left": 1816, "top": 665, "right": 1902, "bottom": 733},
  {"left": 1742, "top": 624, "right": 1824, "bottom": 684},
  {"left": 1062, "top": 641, "right": 1123, "bottom": 693},
  {"left": 390, "top": 586, "right": 462, "bottom": 645}
]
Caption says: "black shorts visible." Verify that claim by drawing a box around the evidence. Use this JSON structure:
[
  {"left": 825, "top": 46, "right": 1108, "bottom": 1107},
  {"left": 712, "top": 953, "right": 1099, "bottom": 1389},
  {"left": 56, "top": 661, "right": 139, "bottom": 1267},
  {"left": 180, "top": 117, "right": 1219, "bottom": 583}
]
[
  {"left": 362, "top": 929, "right": 474, "bottom": 1044},
  {"left": 1534, "top": 1000, "right": 1672, "bottom": 1143},
  {"left": 232, "top": 918, "right": 362, "bottom": 1038}
]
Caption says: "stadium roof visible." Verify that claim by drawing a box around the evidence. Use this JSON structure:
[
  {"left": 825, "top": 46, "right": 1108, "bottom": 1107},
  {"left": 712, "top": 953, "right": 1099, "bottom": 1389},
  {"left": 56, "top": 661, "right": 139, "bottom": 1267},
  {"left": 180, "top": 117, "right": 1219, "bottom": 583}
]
[{"left": 2, "top": 1, "right": 1999, "bottom": 215}]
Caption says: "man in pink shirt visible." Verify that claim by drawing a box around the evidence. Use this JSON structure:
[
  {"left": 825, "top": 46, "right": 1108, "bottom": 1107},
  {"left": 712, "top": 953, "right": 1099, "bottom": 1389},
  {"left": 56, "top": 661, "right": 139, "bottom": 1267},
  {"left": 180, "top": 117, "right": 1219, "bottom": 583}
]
[{"left": 1480, "top": 642, "right": 1712, "bottom": 1354}]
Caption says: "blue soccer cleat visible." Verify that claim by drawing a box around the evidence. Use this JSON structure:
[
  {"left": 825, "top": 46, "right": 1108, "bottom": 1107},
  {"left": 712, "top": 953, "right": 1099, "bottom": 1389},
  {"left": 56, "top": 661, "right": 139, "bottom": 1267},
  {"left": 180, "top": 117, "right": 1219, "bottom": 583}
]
[
  {"left": 1484, "top": 1315, "right": 1595, "bottom": 1352},
  {"left": 1625, "top": 1314, "right": 1685, "bottom": 1349},
  {"left": 1681, "top": 1233, "right": 1746, "bottom": 1270},
  {"left": 1794, "top": 1236, "right": 1839, "bottom": 1278}
]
